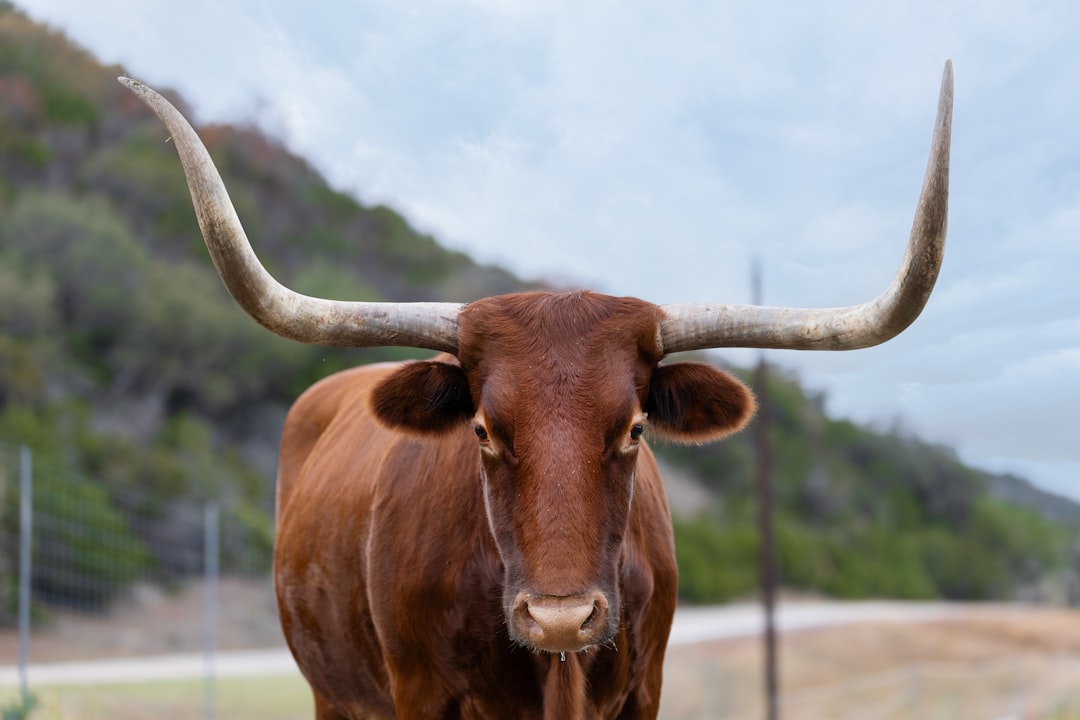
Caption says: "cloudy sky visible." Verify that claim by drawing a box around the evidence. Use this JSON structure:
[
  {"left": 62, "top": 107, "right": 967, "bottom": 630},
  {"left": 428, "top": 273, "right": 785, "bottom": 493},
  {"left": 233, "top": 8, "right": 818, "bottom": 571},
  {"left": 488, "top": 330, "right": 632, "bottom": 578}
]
[{"left": 15, "top": 1, "right": 1080, "bottom": 501}]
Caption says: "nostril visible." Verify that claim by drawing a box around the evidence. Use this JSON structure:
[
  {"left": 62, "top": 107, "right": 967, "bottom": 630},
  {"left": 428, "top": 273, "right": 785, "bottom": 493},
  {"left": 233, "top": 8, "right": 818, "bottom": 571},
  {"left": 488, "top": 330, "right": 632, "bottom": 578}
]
[{"left": 580, "top": 601, "right": 599, "bottom": 631}]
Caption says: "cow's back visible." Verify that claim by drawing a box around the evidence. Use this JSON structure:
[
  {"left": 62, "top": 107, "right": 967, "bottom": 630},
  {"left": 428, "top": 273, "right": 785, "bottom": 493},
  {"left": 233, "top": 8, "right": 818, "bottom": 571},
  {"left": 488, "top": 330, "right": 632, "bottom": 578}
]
[
  {"left": 274, "top": 363, "right": 410, "bottom": 717},
  {"left": 276, "top": 362, "right": 400, "bottom": 520},
  {"left": 274, "top": 361, "right": 505, "bottom": 717}
]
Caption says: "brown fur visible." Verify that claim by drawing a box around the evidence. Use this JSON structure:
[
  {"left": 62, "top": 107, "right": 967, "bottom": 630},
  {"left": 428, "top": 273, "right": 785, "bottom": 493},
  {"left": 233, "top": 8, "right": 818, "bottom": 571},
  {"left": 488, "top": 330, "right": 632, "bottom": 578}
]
[{"left": 274, "top": 291, "right": 755, "bottom": 718}]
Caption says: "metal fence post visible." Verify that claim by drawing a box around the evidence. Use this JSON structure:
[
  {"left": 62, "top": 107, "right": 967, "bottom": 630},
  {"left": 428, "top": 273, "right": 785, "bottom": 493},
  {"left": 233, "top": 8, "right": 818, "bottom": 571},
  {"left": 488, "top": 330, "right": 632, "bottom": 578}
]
[
  {"left": 17, "top": 445, "right": 32, "bottom": 706},
  {"left": 203, "top": 501, "right": 220, "bottom": 720},
  {"left": 751, "top": 262, "right": 780, "bottom": 720}
]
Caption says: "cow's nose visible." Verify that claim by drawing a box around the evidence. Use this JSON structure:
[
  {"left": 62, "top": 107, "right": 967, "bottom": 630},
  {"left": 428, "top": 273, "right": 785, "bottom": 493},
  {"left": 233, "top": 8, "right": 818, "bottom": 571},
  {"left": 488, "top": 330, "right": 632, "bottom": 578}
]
[{"left": 512, "top": 591, "right": 609, "bottom": 653}]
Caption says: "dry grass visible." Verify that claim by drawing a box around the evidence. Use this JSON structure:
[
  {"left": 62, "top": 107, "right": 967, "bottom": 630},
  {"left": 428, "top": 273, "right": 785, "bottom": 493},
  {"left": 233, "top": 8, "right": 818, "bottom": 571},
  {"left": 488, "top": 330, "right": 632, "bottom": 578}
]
[{"left": 3, "top": 676, "right": 312, "bottom": 720}]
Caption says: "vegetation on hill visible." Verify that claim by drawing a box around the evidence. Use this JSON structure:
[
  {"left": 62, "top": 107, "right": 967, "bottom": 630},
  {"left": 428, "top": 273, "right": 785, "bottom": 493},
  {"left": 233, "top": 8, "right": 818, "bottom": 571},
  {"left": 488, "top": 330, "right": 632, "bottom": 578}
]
[
  {"left": 663, "top": 367, "right": 1075, "bottom": 603},
  {"left": 0, "top": 4, "right": 1075, "bottom": 620}
]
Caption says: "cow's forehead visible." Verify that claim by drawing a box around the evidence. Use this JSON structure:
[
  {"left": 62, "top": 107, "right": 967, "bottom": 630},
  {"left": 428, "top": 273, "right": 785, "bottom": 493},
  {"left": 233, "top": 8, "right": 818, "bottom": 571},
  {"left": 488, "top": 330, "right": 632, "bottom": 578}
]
[
  {"left": 457, "top": 291, "right": 662, "bottom": 419},
  {"left": 458, "top": 291, "right": 664, "bottom": 364}
]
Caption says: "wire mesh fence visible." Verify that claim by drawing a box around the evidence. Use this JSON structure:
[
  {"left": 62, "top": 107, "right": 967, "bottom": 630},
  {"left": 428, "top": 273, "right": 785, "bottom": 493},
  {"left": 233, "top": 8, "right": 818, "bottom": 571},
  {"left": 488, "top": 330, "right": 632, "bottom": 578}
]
[
  {"left": 0, "top": 441, "right": 280, "bottom": 719},
  {"left": 1, "top": 442, "right": 271, "bottom": 617},
  {"left": 0, "top": 445, "right": 21, "bottom": 630}
]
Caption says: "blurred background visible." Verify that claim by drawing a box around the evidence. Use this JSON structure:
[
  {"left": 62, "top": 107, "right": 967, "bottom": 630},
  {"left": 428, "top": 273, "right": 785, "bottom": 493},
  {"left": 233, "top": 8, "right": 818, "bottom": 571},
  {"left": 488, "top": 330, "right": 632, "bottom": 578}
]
[{"left": 1, "top": 1, "right": 1078, "bottom": 717}]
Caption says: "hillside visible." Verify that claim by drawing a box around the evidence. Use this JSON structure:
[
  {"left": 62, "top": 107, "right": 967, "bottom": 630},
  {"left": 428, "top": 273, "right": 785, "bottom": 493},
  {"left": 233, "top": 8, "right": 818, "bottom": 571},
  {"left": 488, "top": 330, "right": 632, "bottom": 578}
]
[
  {"left": 659, "top": 367, "right": 1079, "bottom": 603},
  {"left": 0, "top": 3, "right": 1076, "bottom": 618}
]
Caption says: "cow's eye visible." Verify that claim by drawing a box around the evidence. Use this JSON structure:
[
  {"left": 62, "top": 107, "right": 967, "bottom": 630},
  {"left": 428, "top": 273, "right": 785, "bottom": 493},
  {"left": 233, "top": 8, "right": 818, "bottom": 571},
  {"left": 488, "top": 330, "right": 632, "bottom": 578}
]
[
  {"left": 475, "top": 425, "right": 489, "bottom": 442},
  {"left": 629, "top": 424, "right": 645, "bottom": 441}
]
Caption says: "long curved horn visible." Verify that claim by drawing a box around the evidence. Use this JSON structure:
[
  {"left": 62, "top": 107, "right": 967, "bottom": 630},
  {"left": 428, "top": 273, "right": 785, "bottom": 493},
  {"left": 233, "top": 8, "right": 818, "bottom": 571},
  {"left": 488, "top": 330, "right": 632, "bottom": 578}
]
[
  {"left": 119, "top": 77, "right": 461, "bottom": 353},
  {"left": 659, "top": 60, "right": 952, "bottom": 354}
]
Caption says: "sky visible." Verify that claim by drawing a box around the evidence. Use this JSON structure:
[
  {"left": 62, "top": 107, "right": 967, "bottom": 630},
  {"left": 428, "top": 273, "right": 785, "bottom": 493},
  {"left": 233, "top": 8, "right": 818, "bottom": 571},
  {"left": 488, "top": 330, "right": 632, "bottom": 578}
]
[{"left": 14, "top": 1, "right": 1080, "bottom": 501}]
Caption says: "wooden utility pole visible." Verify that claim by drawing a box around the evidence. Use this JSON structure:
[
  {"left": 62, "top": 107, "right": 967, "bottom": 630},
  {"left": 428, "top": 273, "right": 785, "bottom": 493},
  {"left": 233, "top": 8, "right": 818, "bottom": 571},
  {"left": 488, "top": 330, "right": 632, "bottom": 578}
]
[{"left": 752, "top": 261, "right": 780, "bottom": 720}]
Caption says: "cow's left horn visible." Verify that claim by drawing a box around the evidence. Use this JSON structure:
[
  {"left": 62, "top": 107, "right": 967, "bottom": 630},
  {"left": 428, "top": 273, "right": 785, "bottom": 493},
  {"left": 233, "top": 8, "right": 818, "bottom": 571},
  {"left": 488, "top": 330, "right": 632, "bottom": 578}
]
[
  {"left": 119, "top": 77, "right": 461, "bottom": 353},
  {"left": 659, "top": 60, "right": 953, "bottom": 354}
]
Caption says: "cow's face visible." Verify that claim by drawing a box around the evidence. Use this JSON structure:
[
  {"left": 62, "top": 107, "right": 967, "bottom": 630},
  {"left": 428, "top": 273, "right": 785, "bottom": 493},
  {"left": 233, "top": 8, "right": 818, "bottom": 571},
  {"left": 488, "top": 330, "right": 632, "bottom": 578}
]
[{"left": 372, "top": 292, "right": 754, "bottom": 654}]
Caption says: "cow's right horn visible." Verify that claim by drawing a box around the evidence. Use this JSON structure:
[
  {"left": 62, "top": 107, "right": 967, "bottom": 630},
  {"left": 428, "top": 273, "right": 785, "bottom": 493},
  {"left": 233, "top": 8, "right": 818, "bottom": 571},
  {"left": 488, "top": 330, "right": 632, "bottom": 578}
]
[
  {"left": 119, "top": 77, "right": 462, "bottom": 353},
  {"left": 658, "top": 60, "right": 953, "bottom": 355}
]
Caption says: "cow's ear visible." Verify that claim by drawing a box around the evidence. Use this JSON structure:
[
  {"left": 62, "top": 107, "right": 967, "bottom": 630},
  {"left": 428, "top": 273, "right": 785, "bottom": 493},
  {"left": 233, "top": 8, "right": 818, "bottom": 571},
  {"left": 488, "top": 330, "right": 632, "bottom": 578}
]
[
  {"left": 645, "top": 363, "right": 756, "bottom": 444},
  {"left": 372, "top": 361, "right": 475, "bottom": 434}
]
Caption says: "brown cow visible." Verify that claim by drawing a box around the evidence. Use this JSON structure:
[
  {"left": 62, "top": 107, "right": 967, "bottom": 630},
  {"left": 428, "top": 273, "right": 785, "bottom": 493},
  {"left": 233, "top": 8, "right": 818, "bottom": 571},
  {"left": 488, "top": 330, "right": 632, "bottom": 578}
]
[{"left": 120, "top": 61, "right": 952, "bottom": 719}]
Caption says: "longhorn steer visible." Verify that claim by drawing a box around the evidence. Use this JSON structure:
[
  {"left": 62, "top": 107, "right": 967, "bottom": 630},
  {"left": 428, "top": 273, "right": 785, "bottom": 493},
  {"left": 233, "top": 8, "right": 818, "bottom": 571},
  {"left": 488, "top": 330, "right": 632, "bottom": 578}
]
[{"left": 120, "top": 61, "right": 952, "bottom": 719}]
